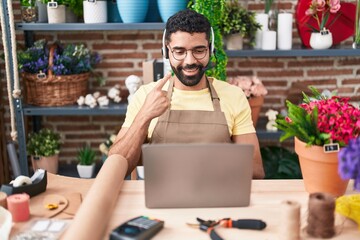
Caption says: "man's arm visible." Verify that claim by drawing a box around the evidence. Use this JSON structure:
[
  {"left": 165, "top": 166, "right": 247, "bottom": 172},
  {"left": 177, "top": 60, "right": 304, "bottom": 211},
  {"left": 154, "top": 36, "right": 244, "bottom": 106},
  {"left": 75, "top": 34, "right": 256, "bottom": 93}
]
[
  {"left": 108, "top": 73, "right": 171, "bottom": 175},
  {"left": 232, "top": 133, "right": 265, "bottom": 179}
]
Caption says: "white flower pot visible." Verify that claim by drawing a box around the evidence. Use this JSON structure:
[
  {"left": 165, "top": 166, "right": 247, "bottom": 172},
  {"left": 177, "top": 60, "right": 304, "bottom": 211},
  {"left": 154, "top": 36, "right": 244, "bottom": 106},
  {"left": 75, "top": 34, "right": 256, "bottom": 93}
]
[
  {"left": 77, "top": 163, "right": 95, "bottom": 178},
  {"left": 83, "top": 0, "right": 107, "bottom": 24},
  {"left": 47, "top": 3, "right": 66, "bottom": 24},
  {"left": 309, "top": 30, "right": 333, "bottom": 50}
]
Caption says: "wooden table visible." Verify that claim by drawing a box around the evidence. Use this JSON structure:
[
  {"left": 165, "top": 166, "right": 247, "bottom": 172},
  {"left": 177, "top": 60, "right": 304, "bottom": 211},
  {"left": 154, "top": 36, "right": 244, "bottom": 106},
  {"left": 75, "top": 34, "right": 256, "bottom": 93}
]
[{"left": 11, "top": 174, "right": 359, "bottom": 239}]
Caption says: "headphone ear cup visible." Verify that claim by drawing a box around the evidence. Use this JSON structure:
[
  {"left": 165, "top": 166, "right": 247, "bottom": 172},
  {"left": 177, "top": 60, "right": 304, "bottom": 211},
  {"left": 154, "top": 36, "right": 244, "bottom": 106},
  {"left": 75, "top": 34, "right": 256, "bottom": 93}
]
[{"left": 165, "top": 47, "right": 169, "bottom": 59}]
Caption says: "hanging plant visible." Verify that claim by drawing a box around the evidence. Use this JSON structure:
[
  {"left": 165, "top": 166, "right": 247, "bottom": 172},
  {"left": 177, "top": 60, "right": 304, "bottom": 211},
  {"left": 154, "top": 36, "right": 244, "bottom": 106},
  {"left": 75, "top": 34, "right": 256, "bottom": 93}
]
[{"left": 188, "top": 0, "right": 227, "bottom": 81}]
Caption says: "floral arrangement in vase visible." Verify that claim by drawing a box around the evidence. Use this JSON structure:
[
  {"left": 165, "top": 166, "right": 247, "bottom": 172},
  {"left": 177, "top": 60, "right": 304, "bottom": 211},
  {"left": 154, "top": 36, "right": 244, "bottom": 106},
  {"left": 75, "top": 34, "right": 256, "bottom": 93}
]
[
  {"left": 338, "top": 137, "right": 360, "bottom": 191},
  {"left": 275, "top": 86, "right": 360, "bottom": 147},
  {"left": 302, "top": 0, "right": 341, "bottom": 33},
  {"left": 227, "top": 76, "right": 268, "bottom": 98}
]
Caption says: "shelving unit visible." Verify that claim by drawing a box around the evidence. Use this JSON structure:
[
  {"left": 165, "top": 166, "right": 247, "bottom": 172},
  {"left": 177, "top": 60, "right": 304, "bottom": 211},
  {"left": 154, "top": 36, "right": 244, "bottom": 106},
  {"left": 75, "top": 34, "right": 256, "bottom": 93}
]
[{"left": 7, "top": 15, "right": 358, "bottom": 176}]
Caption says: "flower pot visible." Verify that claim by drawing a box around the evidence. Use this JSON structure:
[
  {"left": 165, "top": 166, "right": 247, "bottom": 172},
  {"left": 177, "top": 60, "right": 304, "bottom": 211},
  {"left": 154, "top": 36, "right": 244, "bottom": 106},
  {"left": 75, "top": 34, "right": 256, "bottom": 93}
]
[
  {"left": 157, "top": 0, "right": 188, "bottom": 23},
  {"left": 21, "top": 6, "right": 38, "bottom": 23},
  {"left": 31, "top": 154, "right": 59, "bottom": 174},
  {"left": 309, "top": 29, "right": 333, "bottom": 50},
  {"left": 294, "top": 137, "right": 349, "bottom": 197},
  {"left": 47, "top": 4, "right": 66, "bottom": 24},
  {"left": 248, "top": 96, "right": 264, "bottom": 127},
  {"left": 66, "top": 7, "right": 78, "bottom": 23},
  {"left": 225, "top": 34, "right": 243, "bottom": 50},
  {"left": 107, "top": 0, "right": 122, "bottom": 23},
  {"left": 116, "top": 0, "right": 149, "bottom": 23},
  {"left": 36, "top": 1, "right": 48, "bottom": 23},
  {"left": 83, "top": 0, "right": 107, "bottom": 23},
  {"left": 145, "top": 0, "right": 161, "bottom": 22},
  {"left": 77, "top": 163, "right": 95, "bottom": 178}
]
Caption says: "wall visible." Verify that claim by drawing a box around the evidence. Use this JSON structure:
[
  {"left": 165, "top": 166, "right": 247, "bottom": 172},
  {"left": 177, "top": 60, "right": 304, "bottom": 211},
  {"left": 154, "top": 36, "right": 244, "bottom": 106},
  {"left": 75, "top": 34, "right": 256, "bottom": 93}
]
[{"left": 1, "top": 1, "right": 359, "bottom": 164}]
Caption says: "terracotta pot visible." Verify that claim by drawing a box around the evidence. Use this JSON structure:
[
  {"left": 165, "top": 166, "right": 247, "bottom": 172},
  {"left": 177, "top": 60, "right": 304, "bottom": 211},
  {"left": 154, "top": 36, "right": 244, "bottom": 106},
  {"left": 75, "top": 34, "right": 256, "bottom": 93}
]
[
  {"left": 248, "top": 96, "right": 264, "bottom": 127},
  {"left": 294, "top": 137, "right": 349, "bottom": 197},
  {"left": 31, "top": 154, "right": 59, "bottom": 174}
]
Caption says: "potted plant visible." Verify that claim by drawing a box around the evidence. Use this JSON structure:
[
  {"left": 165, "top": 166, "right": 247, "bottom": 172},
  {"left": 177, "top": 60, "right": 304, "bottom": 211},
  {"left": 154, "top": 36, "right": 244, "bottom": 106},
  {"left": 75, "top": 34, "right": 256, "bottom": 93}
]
[
  {"left": 17, "top": 39, "right": 102, "bottom": 106},
  {"left": 76, "top": 145, "right": 96, "bottom": 178},
  {"left": 27, "top": 128, "right": 61, "bottom": 174},
  {"left": 20, "top": 0, "right": 38, "bottom": 23},
  {"left": 99, "top": 134, "right": 117, "bottom": 162},
  {"left": 228, "top": 75, "right": 268, "bottom": 127},
  {"left": 275, "top": 86, "right": 360, "bottom": 196},
  {"left": 219, "top": 0, "right": 261, "bottom": 50}
]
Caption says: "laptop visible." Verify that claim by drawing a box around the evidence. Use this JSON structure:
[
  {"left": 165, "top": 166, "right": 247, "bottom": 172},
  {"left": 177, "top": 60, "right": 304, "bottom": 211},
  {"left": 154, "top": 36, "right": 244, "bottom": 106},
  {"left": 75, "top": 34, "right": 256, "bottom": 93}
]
[{"left": 142, "top": 143, "right": 254, "bottom": 208}]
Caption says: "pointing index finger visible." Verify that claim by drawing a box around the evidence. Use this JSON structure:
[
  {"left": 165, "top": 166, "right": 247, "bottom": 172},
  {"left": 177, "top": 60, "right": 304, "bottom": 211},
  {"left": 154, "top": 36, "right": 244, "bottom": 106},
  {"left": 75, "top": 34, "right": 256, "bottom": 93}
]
[{"left": 155, "top": 72, "right": 171, "bottom": 90}]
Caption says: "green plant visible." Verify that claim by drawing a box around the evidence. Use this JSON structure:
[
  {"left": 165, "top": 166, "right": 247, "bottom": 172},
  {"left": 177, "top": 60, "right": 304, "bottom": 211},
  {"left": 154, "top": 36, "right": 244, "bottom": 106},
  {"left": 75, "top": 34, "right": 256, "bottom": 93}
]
[
  {"left": 64, "top": 0, "right": 83, "bottom": 17},
  {"left": 188, "top": 0, "right": 228, "bottom": 81},
  {"left": 264, "top": 0, "right": 275, "bottom": 14},
  {"left": 27, "top": 128, "right": 61, "bottom": 157},
  {"left": 219, "top": 1, "right": 261, "bottom": 47},
  {"left": 354, "top": 0, "right": 360, "bottom": 47},
  {"left": 20, "top": 0, "right": 36, "bottom": 6},
  {"left": 275, "top": 86, "right": 360, "bottom": 147},
  {"left": 261, "top": 146, "right": 302, "bottom": 179},
  {"left": 77, "top": 145, "right": 96, "bottom": 166},
  {"left": 42, "top": 0, "right": 67, "bottom": 5}
]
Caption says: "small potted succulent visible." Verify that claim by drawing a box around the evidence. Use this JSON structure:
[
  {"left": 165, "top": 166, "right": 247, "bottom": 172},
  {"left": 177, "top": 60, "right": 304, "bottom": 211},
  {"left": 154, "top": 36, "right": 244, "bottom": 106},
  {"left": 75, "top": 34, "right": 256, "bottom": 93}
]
[
  {"left": 76, "top": 144, "right": 96, "bottom": 178},
  {"left": 219, "top": 0, "right": 261, "bottom": 49},
  {"left": 27, "top": 128, "right": 61, "bottom": 174}
]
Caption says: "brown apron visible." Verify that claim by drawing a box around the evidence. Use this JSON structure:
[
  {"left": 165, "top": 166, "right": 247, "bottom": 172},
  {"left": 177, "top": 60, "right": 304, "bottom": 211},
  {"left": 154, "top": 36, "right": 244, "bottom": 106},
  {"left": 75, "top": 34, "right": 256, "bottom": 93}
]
[{"left": 150, "top": 77, "right": 232, "bottom": 144}]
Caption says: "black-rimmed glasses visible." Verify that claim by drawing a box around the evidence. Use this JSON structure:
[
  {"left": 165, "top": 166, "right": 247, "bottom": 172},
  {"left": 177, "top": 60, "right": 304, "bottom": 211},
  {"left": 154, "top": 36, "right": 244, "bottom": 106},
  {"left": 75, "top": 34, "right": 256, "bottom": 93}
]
[{"left": 169, "top": 46, "right": 208, "bottom": 61}]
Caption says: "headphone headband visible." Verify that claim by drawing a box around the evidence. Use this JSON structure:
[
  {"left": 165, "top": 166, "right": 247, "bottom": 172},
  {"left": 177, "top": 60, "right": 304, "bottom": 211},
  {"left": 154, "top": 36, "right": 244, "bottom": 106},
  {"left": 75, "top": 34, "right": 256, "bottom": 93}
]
[{"left": 162, "top": 27, "right": 215, "bottom": 59}]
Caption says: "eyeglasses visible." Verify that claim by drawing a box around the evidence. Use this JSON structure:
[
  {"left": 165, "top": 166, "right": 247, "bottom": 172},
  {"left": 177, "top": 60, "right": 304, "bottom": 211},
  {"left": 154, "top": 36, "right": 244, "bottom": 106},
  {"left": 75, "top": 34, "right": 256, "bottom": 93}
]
[{"left": 169, "top": 46, "right": 208, "bottom": 61}]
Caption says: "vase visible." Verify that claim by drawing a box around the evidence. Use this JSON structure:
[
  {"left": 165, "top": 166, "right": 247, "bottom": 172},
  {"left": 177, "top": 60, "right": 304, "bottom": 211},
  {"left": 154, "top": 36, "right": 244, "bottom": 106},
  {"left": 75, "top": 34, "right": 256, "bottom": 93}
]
[
  {"left": 21, "top": 6, "right": 38, "bottom": 23},
  {"left": 83, "top": 0, "right": 107, "bottom": 24},
  {"left": 353, "top": 0, "right": 360, "bottom": 49},
  {"left": 225, "top": 34, "right": 243, "bottom": 50},
  {"left": 31, "top": 154, "right": 59, "bottom": 174},
  {"left": 107, "top": 0, "right": 122, "bottom": 23},
  {"left": 145, "top": 0, "right": 161, "bottom": 22},
  {"left": 157, "top": 0, "right": 188, "bottom": 23},
  {"left": 36, "top": 1, "right": 47, "bottom": 23},
  {"left": 248, "top": 96, "right": 264, "bottom": 128},
  {"left": 47, "top": 3, "right": 66, "bottom": 24},
  {"left": 116, "top": 0, "right": 149, "bottom": 23},
  {"left": 294, "top": 137, "right": 349, "bottom": 197},
  {"left": 309, "top": 29, "right": 333, "bottom": 49}
]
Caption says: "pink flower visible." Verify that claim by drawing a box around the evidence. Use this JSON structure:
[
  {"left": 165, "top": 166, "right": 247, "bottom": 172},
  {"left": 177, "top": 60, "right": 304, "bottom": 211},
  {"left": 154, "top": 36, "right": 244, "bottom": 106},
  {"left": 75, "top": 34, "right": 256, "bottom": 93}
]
[
  {"left": 303, "top": 0, "right": 342, "bottom": 32},
  {"left": 228, "top": 76, "right": 267, "bottom": 98}
]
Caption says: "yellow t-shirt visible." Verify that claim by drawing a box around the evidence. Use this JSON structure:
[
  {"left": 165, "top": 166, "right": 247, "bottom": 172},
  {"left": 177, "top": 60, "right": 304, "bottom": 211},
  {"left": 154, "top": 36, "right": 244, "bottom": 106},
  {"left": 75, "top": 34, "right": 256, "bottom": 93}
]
[{"left": 122, "top": 78, "right": 255, "bottom": 139}]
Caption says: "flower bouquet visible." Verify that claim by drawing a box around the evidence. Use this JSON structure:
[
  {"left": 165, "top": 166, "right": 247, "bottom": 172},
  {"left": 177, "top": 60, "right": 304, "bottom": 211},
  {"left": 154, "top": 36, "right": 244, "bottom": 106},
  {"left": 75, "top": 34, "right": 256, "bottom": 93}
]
[
  {"left": 18, "top": 39, "right": 101, "bottom": 106},
  {"left": 275, "top": 86, "right": 360, "bottom": 196}
]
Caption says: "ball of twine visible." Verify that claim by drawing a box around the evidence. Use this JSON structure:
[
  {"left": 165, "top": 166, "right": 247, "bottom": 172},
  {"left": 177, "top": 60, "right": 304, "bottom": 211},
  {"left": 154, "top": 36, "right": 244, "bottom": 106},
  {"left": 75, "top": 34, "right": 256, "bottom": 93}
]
[
  {"left": 279, "top": 200, "right": 301, "bottom": 240},
  {"left": 306, "top": 192, "right": 336, "bottom": 238}
]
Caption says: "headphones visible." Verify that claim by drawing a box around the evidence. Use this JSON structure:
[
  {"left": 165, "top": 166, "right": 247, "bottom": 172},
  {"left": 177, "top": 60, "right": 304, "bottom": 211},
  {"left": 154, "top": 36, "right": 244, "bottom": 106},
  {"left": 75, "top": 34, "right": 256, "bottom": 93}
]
[{"left": 162, "top": 27, "right": 215, "bottom": 59}]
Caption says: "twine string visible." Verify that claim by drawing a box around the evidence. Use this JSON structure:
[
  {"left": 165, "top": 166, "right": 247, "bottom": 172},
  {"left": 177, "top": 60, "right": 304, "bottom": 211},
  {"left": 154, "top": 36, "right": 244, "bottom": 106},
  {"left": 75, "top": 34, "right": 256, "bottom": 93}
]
[
  {"left": 306, "top": 192, "right": 336, "bottom": 238},
  {"left": 279, "top": 200, "right": 301, "bottom": 240}
]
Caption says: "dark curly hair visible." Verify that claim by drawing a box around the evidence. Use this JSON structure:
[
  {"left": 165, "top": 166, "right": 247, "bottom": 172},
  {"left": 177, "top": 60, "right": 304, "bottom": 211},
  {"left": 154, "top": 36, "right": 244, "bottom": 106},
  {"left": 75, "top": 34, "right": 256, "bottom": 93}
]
[{"left": 164, "top": 9, "right": 212, "bottom": 45}]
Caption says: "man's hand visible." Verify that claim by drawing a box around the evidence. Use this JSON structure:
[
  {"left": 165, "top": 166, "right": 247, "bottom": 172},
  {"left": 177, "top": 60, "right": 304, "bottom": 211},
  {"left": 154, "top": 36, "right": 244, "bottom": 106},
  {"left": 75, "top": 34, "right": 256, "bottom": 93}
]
[{"left": 139, "top": 72, "right": 171, "bottom": 121}]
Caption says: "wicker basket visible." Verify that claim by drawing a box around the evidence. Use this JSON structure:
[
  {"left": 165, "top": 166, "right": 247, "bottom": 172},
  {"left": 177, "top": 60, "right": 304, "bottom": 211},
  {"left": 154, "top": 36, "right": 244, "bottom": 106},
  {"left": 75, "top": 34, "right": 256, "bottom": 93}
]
[{"left": 22, "top": 44, "right": 90, "bottom": 107}]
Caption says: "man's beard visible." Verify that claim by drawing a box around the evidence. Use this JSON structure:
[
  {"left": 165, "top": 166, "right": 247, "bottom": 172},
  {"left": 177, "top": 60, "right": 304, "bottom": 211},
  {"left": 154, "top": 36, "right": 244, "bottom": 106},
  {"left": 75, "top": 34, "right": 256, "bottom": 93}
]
[{"left": 171, "top": 63, "right": 206, "bottom": 87}]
